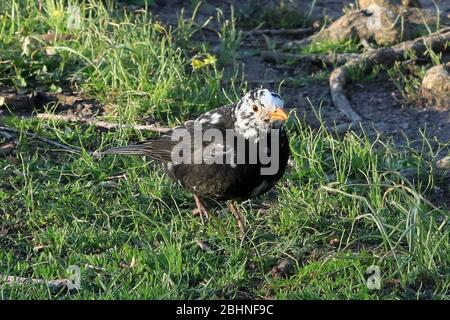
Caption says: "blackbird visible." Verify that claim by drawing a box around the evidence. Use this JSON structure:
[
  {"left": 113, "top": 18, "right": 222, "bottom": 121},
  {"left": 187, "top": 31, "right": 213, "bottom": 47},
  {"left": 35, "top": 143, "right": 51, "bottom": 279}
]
[{"left": 102, "top": 88, "right": 290, "bottom": 235}]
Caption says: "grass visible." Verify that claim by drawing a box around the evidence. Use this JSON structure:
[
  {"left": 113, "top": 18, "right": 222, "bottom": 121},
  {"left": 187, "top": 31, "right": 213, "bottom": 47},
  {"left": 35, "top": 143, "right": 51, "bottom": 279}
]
[
  {"left": 386, "top": 47, "right": 445, "bottom": 106},
  {"left": 236, "top": 1, "right": 314, "bottom": 30},
  {"left": 301, "top": 38, "right": 363, "bottom": 55},
  {"left": 387, "top": 60, "right": 427, "bottom": 106},
  {"left": 216, "top": 6, "right": 243, "bottom": 65},
  {"left": 0, "top": 0, "right": 237, "bottom": 124},
  {"left": 1, "top": 0, "right": 449, "bottom": 299}
]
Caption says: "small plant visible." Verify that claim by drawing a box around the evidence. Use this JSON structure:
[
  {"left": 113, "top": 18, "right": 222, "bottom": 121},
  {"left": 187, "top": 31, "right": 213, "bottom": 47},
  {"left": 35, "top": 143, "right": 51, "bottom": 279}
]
[
  {"left": 301, "top": 38, "right": 362, "bottom": 55},
  {"left": 175, "top": 1, "right": 212, "bottom": 44},
  {"left": 387, "top": 45, "right": 446, "bottom": 108},
  {"left": 347, "top": 63, "right": 383, "bottom": 83},
  {"left": 236, "top": 2, "right": 311, "bottom": 30},
  {"left": 387, "top": 57, "right": 427, "bottom": 106},
  {"left": 424, "top": 43, "right": 443, "bottom": 66},
  {"left": 217, "top": 7, "right": 242, "bottom": 65}
]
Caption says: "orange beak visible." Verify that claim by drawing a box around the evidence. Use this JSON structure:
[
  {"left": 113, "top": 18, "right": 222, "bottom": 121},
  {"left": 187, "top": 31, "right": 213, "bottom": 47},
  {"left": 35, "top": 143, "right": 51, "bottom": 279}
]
[{"left": 268, "top": 108, "right": 288, "bottom": 121}]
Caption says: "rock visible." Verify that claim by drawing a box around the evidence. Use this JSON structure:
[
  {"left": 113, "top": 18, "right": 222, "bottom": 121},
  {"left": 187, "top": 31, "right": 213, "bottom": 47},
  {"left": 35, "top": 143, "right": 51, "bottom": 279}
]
[
  {"left": 0, "top": 142, "right": 15, "bottom": 156},
  {"left": 358, "top": 0, "right": 421, "bottom": 11},
  {"left": 420, "top": 63, "right": 450, "bottom": 110},
  {"left": 436, "top": 155, "right": 450, "bottom": 170},
  {"left": 196, "top": 240, "right": 211, "bottom": 251},
  {"left": 270, "top": 259, "right": 293, "bottom": 279}
]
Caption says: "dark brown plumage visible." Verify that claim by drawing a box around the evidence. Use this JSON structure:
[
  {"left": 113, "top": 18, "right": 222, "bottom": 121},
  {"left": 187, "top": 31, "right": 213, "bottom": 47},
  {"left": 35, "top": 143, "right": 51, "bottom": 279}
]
[{"left": 101, "top": 88, "right": 290, "bottom": 235}]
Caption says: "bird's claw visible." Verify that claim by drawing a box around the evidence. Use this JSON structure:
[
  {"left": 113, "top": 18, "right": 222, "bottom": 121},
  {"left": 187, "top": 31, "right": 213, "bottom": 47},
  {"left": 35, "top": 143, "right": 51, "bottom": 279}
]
[
  {"left": 193, "top": 195, "right": 211, "bottom": 224},
  {"left": 228, "top": 201, "right": 246, "bottom": 238}
]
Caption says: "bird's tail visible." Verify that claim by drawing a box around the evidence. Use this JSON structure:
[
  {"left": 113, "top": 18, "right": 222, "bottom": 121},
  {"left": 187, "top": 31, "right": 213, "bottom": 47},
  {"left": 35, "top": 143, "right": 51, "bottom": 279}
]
[
  {"left": 93, "top": 137, "right": 171, "bottom": 162},
  {"left": 101, "top": 144, "right": 148, "bottom": 155},
  {"left": 93, "top": 144, "right": 150, "bottom": 159}
]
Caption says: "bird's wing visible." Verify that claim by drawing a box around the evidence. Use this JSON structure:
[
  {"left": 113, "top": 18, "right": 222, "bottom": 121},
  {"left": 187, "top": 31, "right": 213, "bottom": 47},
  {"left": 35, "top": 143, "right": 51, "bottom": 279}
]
[{"left": 100, "top": 104, "right": 237, "bottom": 163}]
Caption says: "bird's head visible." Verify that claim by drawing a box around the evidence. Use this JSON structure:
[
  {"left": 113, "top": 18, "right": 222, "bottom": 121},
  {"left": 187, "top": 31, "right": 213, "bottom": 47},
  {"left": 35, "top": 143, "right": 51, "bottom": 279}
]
[{"left": 234, "top": 88, "right": 288, "bottom": 140}]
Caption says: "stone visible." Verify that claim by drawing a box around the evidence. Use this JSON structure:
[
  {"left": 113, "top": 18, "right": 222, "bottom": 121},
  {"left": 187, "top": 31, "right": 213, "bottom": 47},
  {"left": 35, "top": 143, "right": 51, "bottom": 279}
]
[
  {"left": 420, "top": 63, "right": 450, "bottom": 110},
  {"left": 358, "top": 0, "right": 421, "bottom": 10}
]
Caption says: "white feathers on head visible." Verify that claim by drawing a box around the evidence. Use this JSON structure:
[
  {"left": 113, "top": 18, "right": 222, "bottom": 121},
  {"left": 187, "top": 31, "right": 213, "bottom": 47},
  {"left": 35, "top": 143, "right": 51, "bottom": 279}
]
[{"left": 234, "top": 88, "right": 285, "bottom": 141}]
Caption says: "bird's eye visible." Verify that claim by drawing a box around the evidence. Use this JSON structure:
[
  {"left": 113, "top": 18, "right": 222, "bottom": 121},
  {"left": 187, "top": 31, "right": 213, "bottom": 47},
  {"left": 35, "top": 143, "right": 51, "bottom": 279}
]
[{"left": 252, "top": 105, "right": 259, "bottom": 112}]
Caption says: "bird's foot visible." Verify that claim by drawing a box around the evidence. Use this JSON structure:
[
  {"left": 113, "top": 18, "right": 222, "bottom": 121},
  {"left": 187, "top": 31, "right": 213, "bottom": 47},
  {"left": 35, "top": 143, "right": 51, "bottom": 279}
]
[
  {"left": 193, "top": 195, "right": 210, "bottom": 224},
  {"left": 228, "top": 201, "right": 245, "bottom": 237}
]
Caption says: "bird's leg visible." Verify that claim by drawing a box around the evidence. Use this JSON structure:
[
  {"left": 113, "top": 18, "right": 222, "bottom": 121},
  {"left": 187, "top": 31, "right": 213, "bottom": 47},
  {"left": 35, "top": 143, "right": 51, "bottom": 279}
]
[
  {"left": 193, "top": 195, "right": 210, "bottom": 223},
  {"left": 228, "top": 201, "right": 245, "bottom": 237}
]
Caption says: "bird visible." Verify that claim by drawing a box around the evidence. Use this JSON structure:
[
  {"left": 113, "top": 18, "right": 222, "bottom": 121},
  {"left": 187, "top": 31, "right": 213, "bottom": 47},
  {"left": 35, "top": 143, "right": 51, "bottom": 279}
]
[{"left": 100, "top": 88, "right": 290, "bottom": 235}]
